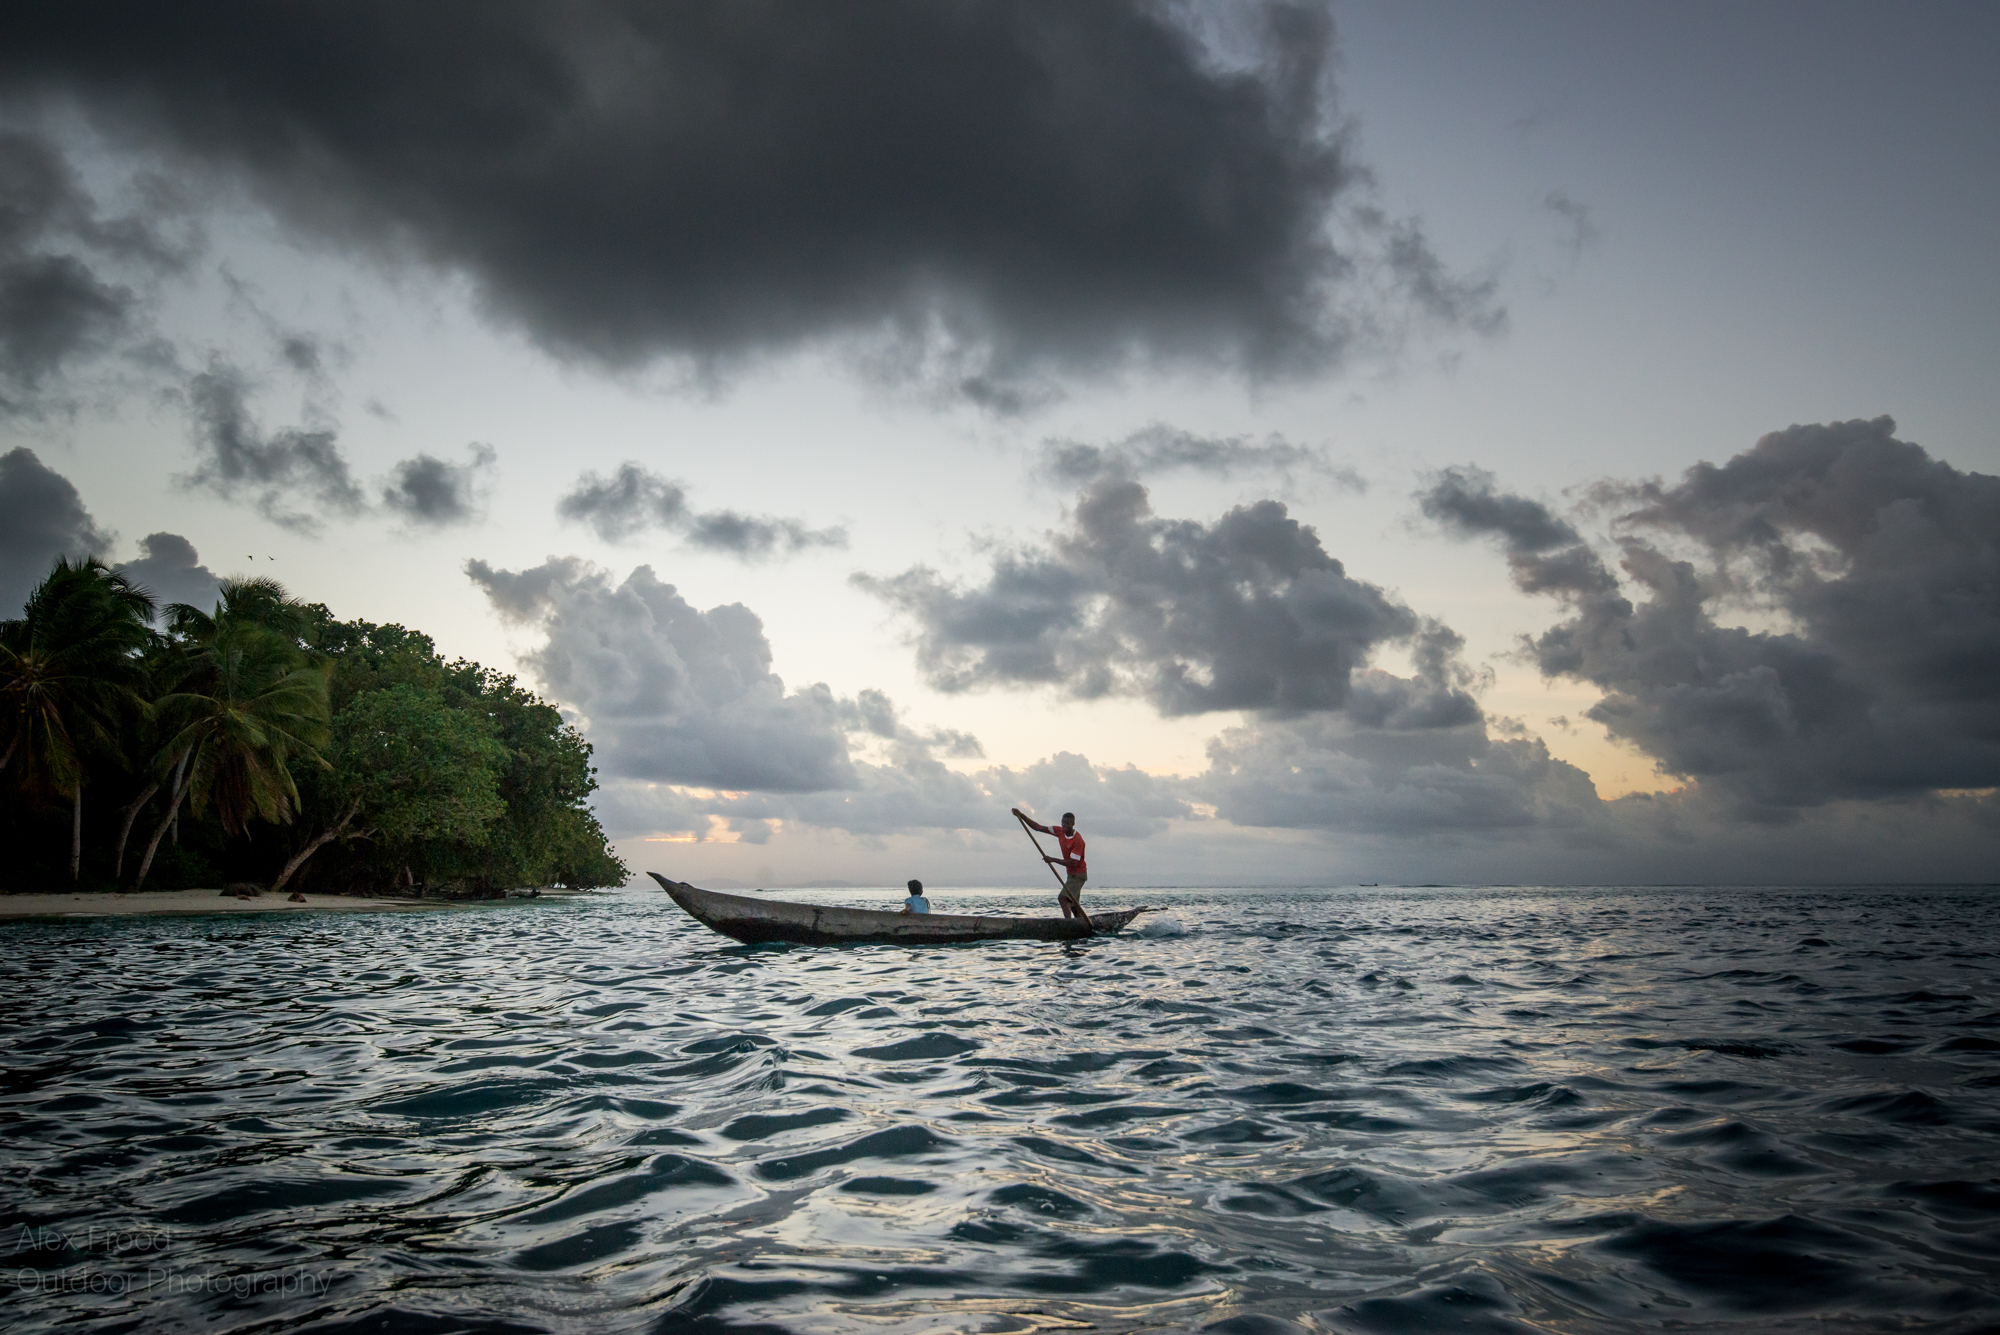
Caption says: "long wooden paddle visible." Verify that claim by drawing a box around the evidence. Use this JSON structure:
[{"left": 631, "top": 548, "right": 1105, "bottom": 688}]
[{"left": 1015, "top": 810, "right": 1069, "bottom": 889}]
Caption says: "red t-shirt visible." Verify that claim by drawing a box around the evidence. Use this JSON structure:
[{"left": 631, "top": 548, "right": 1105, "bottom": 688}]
[{"left": 1053, "top": 827, "right": 1087, "bottom": 879}]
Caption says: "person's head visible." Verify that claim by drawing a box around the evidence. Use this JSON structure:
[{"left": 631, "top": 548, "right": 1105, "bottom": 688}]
[
  {"left": 1061, "top": 812, "right": 1075, "bottom": 832},
  {"left": 907, "top": 879, "right": 923, "bottom": 896}
]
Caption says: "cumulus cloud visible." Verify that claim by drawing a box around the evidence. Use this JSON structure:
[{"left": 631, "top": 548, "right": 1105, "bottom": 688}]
[
  {"left": 0, "top": 445, "right": 111, "bottom": 613},
  {"left": 557, "top": 462, "right": 845, "bottom": 559},
  {"left": 1038, "top": 422, "right": 1361, "bottom": 490},
  {"left": 596, "top": 745, "right": 1191, "bottom": 850},
  {"left": 1420, "top": 418, "right": 2000, "bottom": 815},
  {"left": 489, "top": 458, "right": 2000, "bottom": 874},
  {"left": 460, "top": 553, "right": 1197, "bottom": 847},
  {"left": 2, "top": 1, "right": 1499, "bottom": 397},
  {"left": 555, "top": 466, "right": 687, "bottom": 541},
  {"left": 0, "top": 130, "right": 194, "bottom": 415},
  {"left": 1421, "top": 464, "right": 1585, "bottom": 557},
  {"left": 988, "top": 751, "right": 1192, "bottom": 841},
  {"left": 857, "top": 474, "right": 1431, "bottom": 715},
  {"left": 381, "top": 443, "right": 495, "bottom": 528},
  {"left": 0, "top": 451, "right": 221, "bottom": 620},
  {"left": 1169, "top": 608, "right": 1593, "bottom": 837},
  {"left": 1198, "top": 712, "right": 1600, "bottom": 836},
  {"left": 116, "top": 531, "right": 221, "bottom": 612},
  {"left": 465, "top": 556, "right": 859, "bottom": 792},
  {"left": 848, "top": 471, "right": 1629, "bottom": 844}
]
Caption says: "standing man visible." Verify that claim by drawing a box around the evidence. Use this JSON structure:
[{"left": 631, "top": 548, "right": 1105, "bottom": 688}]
[{"left": 1013, "top": 808, "right": 1088, "bottom": 921}]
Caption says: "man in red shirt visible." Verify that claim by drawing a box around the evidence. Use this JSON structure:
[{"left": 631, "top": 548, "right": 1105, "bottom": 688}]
[{"left": 1013, "top": 808, "right": 1088, "bottom": 921}]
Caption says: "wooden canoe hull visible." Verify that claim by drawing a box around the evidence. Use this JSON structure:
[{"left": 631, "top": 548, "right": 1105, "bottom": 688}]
[{"left": 648, "top": 873, "right": 1147, "bottom": 945}]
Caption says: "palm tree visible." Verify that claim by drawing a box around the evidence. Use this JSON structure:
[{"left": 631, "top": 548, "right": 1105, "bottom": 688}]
[
  {"left": 117, "top": 578, "right": 322, "bottom": 876},
  {"left": 110, "top": 643, "right": 181, "bottom": 878},
  {"left": 130, "top": 598, "right": 331, "bottom": 891},
  {"left": 0, "top": 559, "right": 156, "bottom": 880},
  {"left": 162, "top": 576, "right": 319, "bottom": 652}
]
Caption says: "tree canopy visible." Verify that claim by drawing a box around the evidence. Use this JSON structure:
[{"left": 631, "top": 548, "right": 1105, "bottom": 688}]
[{"left": 0, "top": 565, "right": 627, "bottom": 896}]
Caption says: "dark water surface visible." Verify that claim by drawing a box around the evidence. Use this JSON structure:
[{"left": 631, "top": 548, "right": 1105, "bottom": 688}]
[{"left": 5, "top": 885, "right": 2000, "bottom": 1334}]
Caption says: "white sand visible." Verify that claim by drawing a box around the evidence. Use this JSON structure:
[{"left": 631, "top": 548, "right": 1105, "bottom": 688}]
[{"left": 0, "top": 888, "right": 458, "bottom": 919}]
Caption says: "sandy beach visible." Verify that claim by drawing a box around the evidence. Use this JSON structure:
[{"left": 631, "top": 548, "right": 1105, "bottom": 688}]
[{"left": 0, "top": 888, "right": 463, "bottom": 919}]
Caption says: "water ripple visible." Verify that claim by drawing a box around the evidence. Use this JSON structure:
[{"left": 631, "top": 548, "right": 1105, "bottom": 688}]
[{"left": 3, "top": 884, "right": 1999, "bottom": 1332}]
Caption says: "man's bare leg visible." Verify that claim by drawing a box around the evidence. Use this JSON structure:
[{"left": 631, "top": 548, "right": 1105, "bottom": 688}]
[{"left": 1057, "top": 874, "right": 1090, "bottom": 925}]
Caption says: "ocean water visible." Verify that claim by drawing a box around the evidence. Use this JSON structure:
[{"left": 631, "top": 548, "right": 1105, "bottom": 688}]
[{"left": 4, "top": 884, "right": 1999, "bottom": 1334}]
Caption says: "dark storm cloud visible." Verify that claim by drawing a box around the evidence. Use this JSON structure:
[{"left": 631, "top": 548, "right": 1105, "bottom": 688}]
[
  {"left": 0, "top": 1, "right": 1499, "bottom": 392},
  {"left": 1039, "top": 422, "right": 1360, "bottom": 489},
  {"left": 0, "top": 130, "right": 196, "bottom": 413},
  {"left": 857, "top": 474, "right": 1425, "bottom": 715},
  {"left": 181, "top": 361, "right": 363, "bottom": 531},
  {"left": 116, "top": 531, "right": 220, "bottom": 612},
  {"left": 0, "top": 445, "right": 111, "bottom": 613},
  {"left": 1421, "top": 418, "right": 2000, "bottom": 813},
  {"left": 557, "top": 462, "right": 845, "bottom": 559},
  {"left": 380, "top": 443, "right": 494, "bottom": 528},
  {"left": 0, "top": 253, "right": 128, "bottom": 404}
]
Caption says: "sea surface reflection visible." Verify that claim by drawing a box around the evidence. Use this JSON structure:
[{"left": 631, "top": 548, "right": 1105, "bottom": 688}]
[{"left": 4, "top": 884, "right": 1999, "bottom": 1333}]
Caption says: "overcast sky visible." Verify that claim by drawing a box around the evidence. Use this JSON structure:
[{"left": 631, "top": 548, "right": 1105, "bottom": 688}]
[{"left": 3, "top": 1, "right": 1995, "bottom": 886}]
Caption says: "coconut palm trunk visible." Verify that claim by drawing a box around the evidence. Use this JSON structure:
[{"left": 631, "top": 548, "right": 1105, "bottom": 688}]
[
  {"left": 111, "top": 781, "right": 159, "bottom": 878},
  {"left": 134, "top": 614, "right": 331, "bottom": 891},
  {"left": 131, "top": 779, "right": 190, "bottom": 892},
  {"left": 70, "top": 785, "right": 83, "bottom": 880}
]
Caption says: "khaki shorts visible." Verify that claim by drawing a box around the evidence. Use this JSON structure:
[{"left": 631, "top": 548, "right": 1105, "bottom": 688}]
[{"left": 1059, "top": 874, "right": 1086, "bottom": 904}]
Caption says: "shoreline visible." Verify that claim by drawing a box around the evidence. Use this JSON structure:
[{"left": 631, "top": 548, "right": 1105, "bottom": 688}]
[{"left": 0, "top": 889, "right": 554, "bottom": 920}]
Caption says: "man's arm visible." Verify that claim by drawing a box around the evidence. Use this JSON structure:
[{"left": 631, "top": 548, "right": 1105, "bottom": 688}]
[{"left": 1011, "top": 807, "right": 1053, "bottom": 835}]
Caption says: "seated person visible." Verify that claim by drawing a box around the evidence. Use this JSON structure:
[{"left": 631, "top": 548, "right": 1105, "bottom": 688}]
[{"left": 901, "top": 879, "right": 930, "bottom": 914}]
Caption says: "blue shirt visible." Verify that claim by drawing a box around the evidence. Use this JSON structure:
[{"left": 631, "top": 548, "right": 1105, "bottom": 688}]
[{"left": 903, "top": 895, "right": 930, "bottom": 914}]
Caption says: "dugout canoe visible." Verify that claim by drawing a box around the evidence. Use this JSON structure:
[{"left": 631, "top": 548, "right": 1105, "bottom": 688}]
[{"left": 648, "top": 873, "right": 1151, "bottom": 946}]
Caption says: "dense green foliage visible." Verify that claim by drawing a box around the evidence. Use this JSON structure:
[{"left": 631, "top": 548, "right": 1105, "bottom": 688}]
[{"left": 0, "top": 565, "right": 627, "bottom": 896}]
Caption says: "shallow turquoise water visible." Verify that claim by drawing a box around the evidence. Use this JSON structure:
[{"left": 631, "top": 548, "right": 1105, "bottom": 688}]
[{"left": 4, "top": 884, "right": 1999, "bottom": 1333}]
